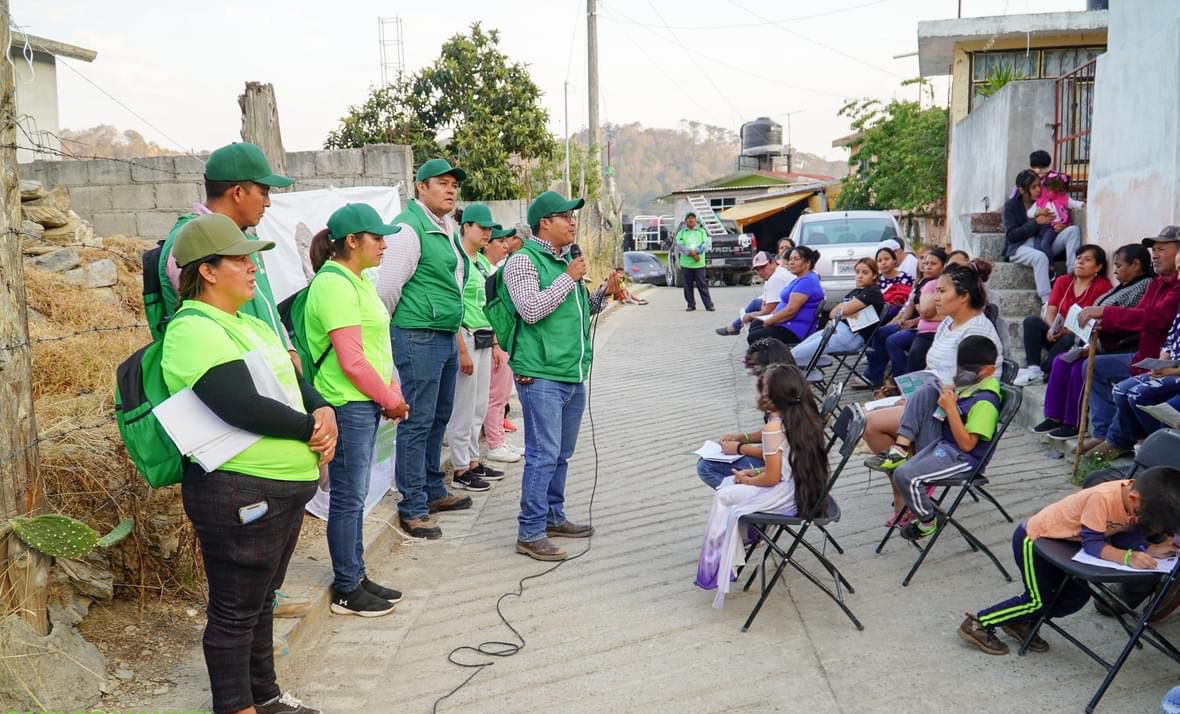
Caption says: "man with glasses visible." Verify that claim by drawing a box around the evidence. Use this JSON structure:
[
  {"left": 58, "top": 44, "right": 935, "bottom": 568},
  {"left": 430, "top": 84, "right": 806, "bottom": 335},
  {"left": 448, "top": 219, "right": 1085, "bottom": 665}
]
[
  {"left": 376, "top": 158, "right": 473, "bottom": 540},
  {"left": 497, "top": 192, "right": 619, "bottom": 560}
]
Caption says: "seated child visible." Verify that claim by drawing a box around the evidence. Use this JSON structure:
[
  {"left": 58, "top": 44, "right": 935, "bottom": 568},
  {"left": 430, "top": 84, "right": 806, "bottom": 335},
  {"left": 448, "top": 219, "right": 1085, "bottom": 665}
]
[
  {"left": 697, "top": 339, "right": 797, "bottom": 489},
  {"left": 959, "top": 465, "right": 1180, "bottom": 656},
  {"left": 1029, "top": 171, "right": 1084, "bottom": 228},
  {"left": 694, "top": 364, "right": 829, "bottom": 608},
  {"left": 888, "top": 336, "right": 1002, "bottom": 540}
]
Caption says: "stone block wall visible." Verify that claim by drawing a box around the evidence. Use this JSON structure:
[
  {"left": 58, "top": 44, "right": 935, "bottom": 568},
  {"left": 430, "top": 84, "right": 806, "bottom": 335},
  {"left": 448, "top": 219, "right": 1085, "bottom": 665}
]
[{"left": 19, "top": 144, "right": 414, "bottom": 240}]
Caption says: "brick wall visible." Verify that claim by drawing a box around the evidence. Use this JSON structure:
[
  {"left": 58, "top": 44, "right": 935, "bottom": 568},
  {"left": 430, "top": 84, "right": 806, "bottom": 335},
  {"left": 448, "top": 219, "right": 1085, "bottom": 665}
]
[{"left": 19, "top": 144, "right": 414, "bottom": 240}]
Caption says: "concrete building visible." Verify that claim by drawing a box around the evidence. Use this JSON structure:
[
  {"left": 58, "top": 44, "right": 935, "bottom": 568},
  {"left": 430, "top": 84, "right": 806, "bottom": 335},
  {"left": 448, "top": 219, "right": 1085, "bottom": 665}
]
[
  {"left": 918, "top": 8, "right": 1108, "bottom": 247},
  {"left": 11, "top": 34, "right": 97, "bottom": 164}
]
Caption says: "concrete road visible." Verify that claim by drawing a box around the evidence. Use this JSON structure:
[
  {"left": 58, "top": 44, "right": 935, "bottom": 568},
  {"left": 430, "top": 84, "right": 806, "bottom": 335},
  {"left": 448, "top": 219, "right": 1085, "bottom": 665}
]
[{"left": 286, "top": 285, "right": 1180, "bottom": 714}]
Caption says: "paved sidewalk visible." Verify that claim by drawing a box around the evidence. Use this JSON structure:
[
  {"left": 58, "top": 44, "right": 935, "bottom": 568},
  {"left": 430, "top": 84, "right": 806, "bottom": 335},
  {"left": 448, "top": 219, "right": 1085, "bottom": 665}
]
[{"left": 285, "top": 285, "right": 1180, "bottom": 714}]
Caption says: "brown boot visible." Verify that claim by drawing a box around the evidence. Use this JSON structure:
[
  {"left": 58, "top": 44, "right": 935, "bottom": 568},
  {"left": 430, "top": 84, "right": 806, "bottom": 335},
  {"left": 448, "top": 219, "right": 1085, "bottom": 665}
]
[
  {"left": 515, "top": 537, "right": 568, "bottom": 561},
  {"left": 546, "top": 520, "right": 594, "bottom": 539},
  {"left": 958, "top": 613, "right": 1009, "bottom": 655},
  {"left": 1001, "top": 620, "right": 1050, "bottom": 653},
  {"left": 428, "top": 493, "right": 473, "bottom": 513},
  {"left": 400, "top": 515, "right": 442, "bottom": 540}
]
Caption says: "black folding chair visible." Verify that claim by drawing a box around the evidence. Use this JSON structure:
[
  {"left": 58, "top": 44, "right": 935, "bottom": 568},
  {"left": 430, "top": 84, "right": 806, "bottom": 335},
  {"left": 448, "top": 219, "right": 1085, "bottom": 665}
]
[
  {"left": 1000, "top": 357, "right": 1019, "bottom": 385},
  {"left": 875, "top": 383, "right": 1024, "bottom": 586},
  {"left": 801, "top": 320, "right": 838, "bottom": 393},
  {"left": 819, "top": 381, "right": 844, "bottom": 426},
  {"left": 1018, "top": 538, "right": 1180, "bottom": 713},
  {"left": 814, "top": 322, "right": 879, "bottom": 395},
  {"left": 737, "top": 404, "right": 867, "bottom": 631}
]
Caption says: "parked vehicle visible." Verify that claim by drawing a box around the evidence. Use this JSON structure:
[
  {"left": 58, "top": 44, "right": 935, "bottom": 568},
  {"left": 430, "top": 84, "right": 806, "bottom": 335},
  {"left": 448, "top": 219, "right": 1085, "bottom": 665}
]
[
  {"left": 787, "top": 210, "right": 901, "bottom": 293},
  {"left": 622, "top": 251, "right": 666, "bottom": 285},
  {"left": 664, "top": 219, "right": 755, "bottom": 287}
]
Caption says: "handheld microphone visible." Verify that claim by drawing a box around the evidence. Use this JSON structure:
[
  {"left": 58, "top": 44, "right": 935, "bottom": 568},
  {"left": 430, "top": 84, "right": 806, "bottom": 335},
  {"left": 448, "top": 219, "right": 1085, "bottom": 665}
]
[{"left": 568, "top": 243, "right": 582, "bottom": 260}]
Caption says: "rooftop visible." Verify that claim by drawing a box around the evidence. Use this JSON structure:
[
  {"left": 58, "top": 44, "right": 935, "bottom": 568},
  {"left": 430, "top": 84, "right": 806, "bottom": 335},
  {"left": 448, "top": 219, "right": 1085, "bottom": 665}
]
[
  {"left": 15, "top": 33, "right": 97, "bottom": 63},
  {"left": 662, "top": 169, "right": 836, "bottom": 200},
  {"left": 917, "top": 10, "right": 1107, "bottom": 76}
]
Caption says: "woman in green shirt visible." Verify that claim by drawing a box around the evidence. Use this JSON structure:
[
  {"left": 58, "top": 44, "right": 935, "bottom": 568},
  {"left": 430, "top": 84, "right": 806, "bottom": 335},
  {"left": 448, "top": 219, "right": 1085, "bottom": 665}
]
[
  {"left": 304, "top": 203, "right": 408, "bottom": 618},
  {"left": 161, "top": 213, "right": 336, "bottom": 714}
]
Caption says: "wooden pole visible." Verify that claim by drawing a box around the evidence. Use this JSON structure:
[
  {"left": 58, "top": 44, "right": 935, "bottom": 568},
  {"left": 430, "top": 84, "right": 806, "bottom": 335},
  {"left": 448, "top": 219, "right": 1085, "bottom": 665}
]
[
  {"left": 1072, "top": 337, "right": 1100, "bottom": 478},
  {"left": 238, "top": 81, "right": 289, "bottom": 186},
  {"left": 0, "top": 0, "right": 50, "bottom": 635}
]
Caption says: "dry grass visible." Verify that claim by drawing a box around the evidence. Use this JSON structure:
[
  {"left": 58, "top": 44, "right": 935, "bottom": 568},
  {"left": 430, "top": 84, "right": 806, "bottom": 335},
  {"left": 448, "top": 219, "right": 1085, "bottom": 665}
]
[{"left": 21, "top": 236, "right": 204, "bottom": 602}]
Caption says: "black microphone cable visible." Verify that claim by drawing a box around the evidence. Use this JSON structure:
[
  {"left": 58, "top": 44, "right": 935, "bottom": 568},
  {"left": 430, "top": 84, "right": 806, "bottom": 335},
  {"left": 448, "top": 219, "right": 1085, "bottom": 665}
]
[{"left": 431, "top": 264, "right": 607, "bottom": 713}]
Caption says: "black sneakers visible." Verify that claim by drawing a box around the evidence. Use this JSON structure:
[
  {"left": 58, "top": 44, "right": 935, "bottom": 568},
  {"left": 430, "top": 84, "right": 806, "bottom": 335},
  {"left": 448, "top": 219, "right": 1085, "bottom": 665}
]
[
  {"left": 330, "top": 585, "right": 397, "bottom": 617},
  {"left": 471, "top": 462, "right": 505, "bottom": 481},
  {"left": 1047, "top": 425, "right": 1080, "bottom": 441},
  {"left": 256, "top": 692, "right": 321, "bottom": 714},
  {"left": 361, "top": 577, "right": 402, "bottom": 604},
  {"left": 453, "top": 471, "right": 491, "bottom": 491},
  {"left": 1031, "top": 418, "right": 1062, "bottom": 434}
]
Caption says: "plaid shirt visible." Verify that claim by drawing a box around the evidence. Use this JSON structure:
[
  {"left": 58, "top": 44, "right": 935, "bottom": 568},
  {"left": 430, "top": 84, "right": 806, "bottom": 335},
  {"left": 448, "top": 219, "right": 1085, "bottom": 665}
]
[{"left": 502, "top": 237, "right": 607, "bottom": 324}]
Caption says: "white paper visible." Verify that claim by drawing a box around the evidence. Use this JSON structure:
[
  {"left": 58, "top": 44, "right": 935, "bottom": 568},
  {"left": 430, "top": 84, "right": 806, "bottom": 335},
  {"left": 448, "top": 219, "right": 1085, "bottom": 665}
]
[
  {"left": 1071, "top": 548, "right": 1178, "bottom": 574},
  {"left": 1136, "top": 402, "right": 1180, "bottom": 428},
  {"left": 243, "top": 350, "right": 298, "bottom": 408},
  {"left": 864, "top": 396, "right": 903, "bottom": 411},
  {"left": 844, "top": 304, "right": 879, "bottom": 333},
  {"left": 1064, "top": 303, "right": 1094, "bottom": 345},
  {"left": 694, "top": 440, "right": 745, "bottom": 463},
  {"left": 153, "top": 388, "right": 261, "bottom": 471}
]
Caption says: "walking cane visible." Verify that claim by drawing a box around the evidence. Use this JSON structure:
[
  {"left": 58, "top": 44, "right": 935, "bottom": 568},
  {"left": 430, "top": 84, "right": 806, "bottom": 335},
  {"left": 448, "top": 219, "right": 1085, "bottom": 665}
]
[{"left": 1072, "top": 333, "right": 1100, "bottom": 477}]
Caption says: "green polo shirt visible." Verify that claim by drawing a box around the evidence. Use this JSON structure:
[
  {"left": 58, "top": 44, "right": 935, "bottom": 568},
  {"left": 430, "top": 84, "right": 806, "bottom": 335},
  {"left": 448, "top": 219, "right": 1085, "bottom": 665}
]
[
  {"left": 161, "top": 300, "right": 319, "bottom": 482},
  {"left": 676, "top": 226, "right": 709, "bottom": 269},
  {"left": 304, "top": 261, "right": 394, "bottom": 407}
]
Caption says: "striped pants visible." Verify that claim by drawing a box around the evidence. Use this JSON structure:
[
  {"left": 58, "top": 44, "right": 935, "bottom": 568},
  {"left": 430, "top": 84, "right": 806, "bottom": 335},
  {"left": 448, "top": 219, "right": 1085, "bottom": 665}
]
[
  {"left": 977, "top": 523, "right": 1092, "bottom": 628},
  {"left": 891, "top": 440, "right": 972, "bottom": 520}
]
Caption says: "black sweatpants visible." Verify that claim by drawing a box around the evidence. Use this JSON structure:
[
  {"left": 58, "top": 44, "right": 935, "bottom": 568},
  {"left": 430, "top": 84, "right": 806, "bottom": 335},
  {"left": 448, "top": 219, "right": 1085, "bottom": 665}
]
[
  {"left": 682, "top": 267, "right": 713, "bottom": 310},
  {"left": 1022, "top": 315, "right": 1076, "bottom": 372},
  {"left": 182, "top": 464, "right": 317, "bottom": 713}
]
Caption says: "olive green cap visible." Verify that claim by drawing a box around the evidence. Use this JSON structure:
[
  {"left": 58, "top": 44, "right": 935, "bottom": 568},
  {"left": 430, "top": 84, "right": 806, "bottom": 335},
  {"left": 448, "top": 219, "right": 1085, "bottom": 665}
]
[
  {"left": 527, "top": 191, "right": 584, "bottom": 227},
  {"left": 327, "top": 203, "right": 401, "bottom": 240},
  {"left": 173, "top": 213, "right": 274, "bottom": 267},
  {"left": 460, "top": 203, "right": 500, "bottom": 229},
  {"left": 415, "top": 158, "right": 467, "bottom": 183},
  {"left": 491, "top": 226, "right": 517, "bottom": 240},
  {"left": 204, "top": 143, "right": 294, "bottom": 187}
]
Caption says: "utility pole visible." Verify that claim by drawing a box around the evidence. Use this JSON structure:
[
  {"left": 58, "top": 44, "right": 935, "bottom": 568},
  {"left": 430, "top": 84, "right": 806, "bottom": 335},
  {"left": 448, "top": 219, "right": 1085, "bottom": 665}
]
[
  {"left": 563, "top": 81, "right": 571, "bottom": 196},
  {"left": 0, "top": 0, "right": 50, "bottom": 635},
  {"left": 586, "top": 0, "right": 601, "bottom": 253}
]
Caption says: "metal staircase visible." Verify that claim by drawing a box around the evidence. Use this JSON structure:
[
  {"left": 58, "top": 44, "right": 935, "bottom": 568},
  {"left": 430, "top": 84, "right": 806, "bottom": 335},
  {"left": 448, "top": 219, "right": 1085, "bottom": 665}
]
[{"left": 686, "top": 195, "right": 729, "bottom": 237}]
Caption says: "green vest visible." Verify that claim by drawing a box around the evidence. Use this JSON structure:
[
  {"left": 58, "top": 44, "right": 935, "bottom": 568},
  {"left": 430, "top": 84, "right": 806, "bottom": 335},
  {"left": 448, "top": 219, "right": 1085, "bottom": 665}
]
[
  {"left": 504, "top": 240, "right": 592, "bottom": 383},
  {"left": 161, "top": 212, "right": 286, "bottom": 341},
  {"left": 390, "top": 200, "right": 468, "bottom": 332}
]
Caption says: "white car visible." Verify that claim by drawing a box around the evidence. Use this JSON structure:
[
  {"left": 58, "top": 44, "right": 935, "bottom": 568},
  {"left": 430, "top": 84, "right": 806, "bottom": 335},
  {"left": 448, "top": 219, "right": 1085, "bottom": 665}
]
[{"left": 787, "top": 210, "right": 903, "bottom": 294}]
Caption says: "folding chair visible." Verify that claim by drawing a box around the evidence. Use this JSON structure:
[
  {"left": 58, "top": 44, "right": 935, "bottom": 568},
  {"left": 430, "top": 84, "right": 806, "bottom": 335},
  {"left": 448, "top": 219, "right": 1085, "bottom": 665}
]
[
  {"left": 818, "top": 381, "right": 844, "bottom": 426},
  {"left": 814, "top": 322, "right": 879, "bottom": 395},
  {"left": 1017, "top": 539, "right": 1180, "bottom": 713},
  {"left": 875, "top": 383, "right": 1024, "bottom": 586},
  {"left": 802, "top": 320, "right": 838, "bottom": 382},
  {"left": 737, "top": 404, "right": 867, "bottom": 631},
  {"left": 1000, "top": 357, "right": 1019, "bottom": 385}
]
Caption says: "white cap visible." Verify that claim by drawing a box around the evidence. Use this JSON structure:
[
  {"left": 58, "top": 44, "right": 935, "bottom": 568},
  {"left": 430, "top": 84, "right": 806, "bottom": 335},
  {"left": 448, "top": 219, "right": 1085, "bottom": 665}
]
[{"left": 877, "top": 238, "right": 901, "bottom": 252}]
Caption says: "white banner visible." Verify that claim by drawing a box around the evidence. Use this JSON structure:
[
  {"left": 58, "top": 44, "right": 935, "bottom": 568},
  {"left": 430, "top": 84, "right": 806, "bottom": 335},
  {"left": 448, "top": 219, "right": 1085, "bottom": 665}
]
[{"left": 254, "top": 184, "right": 403, "bottom": 520}]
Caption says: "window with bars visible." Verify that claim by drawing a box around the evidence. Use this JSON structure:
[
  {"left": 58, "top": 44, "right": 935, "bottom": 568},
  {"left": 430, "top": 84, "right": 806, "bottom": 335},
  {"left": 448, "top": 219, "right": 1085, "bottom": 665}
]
[
  {"left": 969, "top": 46, "right": 1104, "bottom": 111},
  {"left": 709, "top": 197, "right": 736, "bottom": 211}
]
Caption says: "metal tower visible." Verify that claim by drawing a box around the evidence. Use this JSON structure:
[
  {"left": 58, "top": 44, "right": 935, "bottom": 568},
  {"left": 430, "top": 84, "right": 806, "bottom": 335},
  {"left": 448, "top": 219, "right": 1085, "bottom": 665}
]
[{"left": 378, "top": 16, "right": 405, "bottom": 86}]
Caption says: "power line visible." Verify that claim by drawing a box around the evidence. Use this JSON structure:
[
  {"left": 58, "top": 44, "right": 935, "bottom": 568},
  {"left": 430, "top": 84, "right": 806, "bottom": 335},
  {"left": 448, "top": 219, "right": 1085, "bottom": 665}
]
[
  {"left": 599, "top": 0, "right": 889, "bottom": 30},
  {"left": 564, "top": 0, "right": 583, "bottom": 84},
  {"left": 726, "top": 0, "right": 906, "bottom": 80},
  {"left": 599, "top": 4, "right": 696, "bottom": 105}
]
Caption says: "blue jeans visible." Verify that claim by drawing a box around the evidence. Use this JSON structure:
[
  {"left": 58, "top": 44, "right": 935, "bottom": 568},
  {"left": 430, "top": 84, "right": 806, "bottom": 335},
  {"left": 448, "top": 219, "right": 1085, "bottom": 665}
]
[
  {"left": 792, "top": 321, "right": 865, "bottom": 376},
  {"left": 1107, "top": 374, "right": 1180, "bottom": 448},
  {"left": 327, "top": 400, "right": 381, "bottom": 594},
  {"left": 392, "top": 327, "right": 458, "bottom": 520},
  {"left": 863, "top": 323, "right": 899, "bottom": 386},
  {"left": 696, "top": 455, "right": 763, "bottom": 489},
  {"left": 518, "top": 378, "right": 585, "bottom": 542},
  {"left": 731, "top": 298, "right": 763, "bottom": 332},
  {"left": 1087, "top": 353, "right": 1134, "bottom": 440}
]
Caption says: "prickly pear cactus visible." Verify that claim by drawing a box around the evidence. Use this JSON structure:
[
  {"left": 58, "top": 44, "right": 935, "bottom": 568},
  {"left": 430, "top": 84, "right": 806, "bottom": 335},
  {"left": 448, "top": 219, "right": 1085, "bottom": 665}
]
[{"left": 7, "top": 515, "right": 133, "bottom": 559}]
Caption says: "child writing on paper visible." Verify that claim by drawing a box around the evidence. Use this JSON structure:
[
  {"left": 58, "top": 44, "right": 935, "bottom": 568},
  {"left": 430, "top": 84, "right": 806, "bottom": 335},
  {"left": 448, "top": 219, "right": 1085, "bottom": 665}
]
[
  {"left": 790, "top": 257, "right": 885, "bottom": 381},
  {"left": 959, "top": 465, "right": 1180, "bottom": 656}
]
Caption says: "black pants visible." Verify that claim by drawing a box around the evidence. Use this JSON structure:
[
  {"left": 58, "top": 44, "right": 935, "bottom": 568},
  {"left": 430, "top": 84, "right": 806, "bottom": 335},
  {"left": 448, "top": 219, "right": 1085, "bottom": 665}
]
[
  {"left": 747, "top": 323, "right": 802, "bottom": 346},
  {"left": 904, "top": 331, "right": 936, "bottom": 373},
  {"left": 182, "top": 464, "right": 317, "bottom": 714},
  {"left": 1022, "top": 315, "right": 1076, "bottom": 372},
  {"left": 681, "top": 267, "right": 713, "bottom": 310}
]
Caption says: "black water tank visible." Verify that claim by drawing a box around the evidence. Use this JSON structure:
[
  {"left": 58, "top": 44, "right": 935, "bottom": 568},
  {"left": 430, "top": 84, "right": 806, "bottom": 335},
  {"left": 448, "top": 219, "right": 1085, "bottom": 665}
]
[
  {"left": 1087, "top": 0, "right": 1108, "bottom": 9},
  {"left": 740, "top": 117, "right": 783, "bottom": 158}
]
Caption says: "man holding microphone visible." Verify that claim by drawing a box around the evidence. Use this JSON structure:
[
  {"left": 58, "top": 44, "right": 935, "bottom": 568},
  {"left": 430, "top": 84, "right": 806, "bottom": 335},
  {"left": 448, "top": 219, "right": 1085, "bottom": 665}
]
[{"left": 495, "top": 192, "right": 620, "bottom": 561}]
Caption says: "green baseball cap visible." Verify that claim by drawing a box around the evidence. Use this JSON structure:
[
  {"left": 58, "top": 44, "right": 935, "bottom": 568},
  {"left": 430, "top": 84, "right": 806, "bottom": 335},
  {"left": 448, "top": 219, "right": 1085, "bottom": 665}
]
[
  {"left": 460, "top": 203, "right": 500, "bottom": 229},
  {"left": 415, "top": 158, "right": 467, "bottom": 183},
  {"left": 173, "top": 213, "right": 274, "bottom": 267},
  {"left": 491, "top": 226, "right": 517, "bottom": 240},
  {"left": 327, "top": 203, "right": 401, "bottom": 240},
  {"left": 205, "top": 143, "right": 294, "bottom": 188},
  {"left": 527, "top": 191, "right": 584, "bottom": 227}
]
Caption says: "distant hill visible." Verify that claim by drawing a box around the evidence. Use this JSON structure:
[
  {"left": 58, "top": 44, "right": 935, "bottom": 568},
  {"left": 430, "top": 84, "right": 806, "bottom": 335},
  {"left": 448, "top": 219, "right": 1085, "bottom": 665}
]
[
  {"left": 577, "top": 122, "right": 847, "bottom": 214},
  {"left": 58, "top": 125, "right": 186, "bottom": 160}
]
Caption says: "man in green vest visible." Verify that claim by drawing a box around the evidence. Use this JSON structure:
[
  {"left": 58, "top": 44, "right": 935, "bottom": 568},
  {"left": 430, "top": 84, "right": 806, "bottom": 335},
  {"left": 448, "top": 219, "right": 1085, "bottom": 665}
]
[
  {"left": 675, "top": 212, "right": 714, "bottom": 312},
  {"left": 499, "top": 191, "right": 620, "bottom": 561},
  {"left": 156, "top": 142, "right": 298, "bottom": 362},
  {"left": 376, "top": 159, "right": 473, "bottom": 540}
]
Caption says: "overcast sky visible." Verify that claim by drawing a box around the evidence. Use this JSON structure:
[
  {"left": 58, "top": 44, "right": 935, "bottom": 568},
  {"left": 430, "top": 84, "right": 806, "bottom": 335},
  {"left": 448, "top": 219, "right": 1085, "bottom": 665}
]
[{"left": 17, "top": 0, "right": 1087, "bottom": 161}]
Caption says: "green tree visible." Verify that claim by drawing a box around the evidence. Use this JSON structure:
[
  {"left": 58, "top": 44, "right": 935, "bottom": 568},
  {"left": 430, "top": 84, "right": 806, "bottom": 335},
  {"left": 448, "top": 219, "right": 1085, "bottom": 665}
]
[
  {"left": 325, "top": 23, "right": 555, "bottom": 201},
  {"left": 835, "top": 88, "right": 948, "bottom": 214}
]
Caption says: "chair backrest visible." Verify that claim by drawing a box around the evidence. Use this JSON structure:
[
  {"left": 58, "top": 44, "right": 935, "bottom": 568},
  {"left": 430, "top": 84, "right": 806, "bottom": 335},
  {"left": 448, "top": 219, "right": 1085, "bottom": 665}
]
[
  {"left": 811, "top": 403, "right": 867, "bottom": 517},
  {"left": 984, "top": 301, "right": 1000, "bottom": 327},
  {"left": 1133, "top": 428, "right": 1180, "bottom": 471},
  {"left": 1000, "top": 358, "right": 1018, "bottom": 385},
  {"left": 973, "top": 383, "right": 1024, "bottom": 474},
  {"left": 804, "top": 321, "right": 839, "bottom": 374},
  {"left": 819, "top": 381, "right": 844, "bottom": 423}
]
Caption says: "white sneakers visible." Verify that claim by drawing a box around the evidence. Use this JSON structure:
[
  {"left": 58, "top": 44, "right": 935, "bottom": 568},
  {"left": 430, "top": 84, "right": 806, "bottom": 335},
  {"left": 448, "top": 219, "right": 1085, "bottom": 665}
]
[
  {"left": 486, "top": 443, "right": 523, "bottom": 463},
  {"left": 1013, "top": 365, "right": 1044, "bottom": 386}
]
